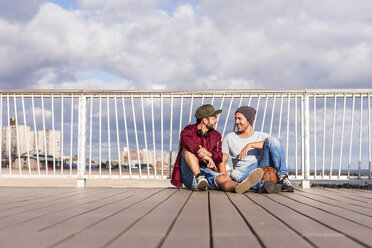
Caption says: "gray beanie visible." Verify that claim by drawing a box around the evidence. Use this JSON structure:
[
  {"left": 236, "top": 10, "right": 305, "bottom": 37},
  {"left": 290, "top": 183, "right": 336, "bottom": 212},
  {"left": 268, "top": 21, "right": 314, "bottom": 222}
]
[{"left": 235, "top": 106, "right": 256, "bottom": 126}]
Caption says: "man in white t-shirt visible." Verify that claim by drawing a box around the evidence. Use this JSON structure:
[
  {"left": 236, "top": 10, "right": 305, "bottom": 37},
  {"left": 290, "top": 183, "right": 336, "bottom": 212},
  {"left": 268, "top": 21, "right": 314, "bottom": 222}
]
[{"left": 221, "top": 106, "right": 294, "bottom": 193}]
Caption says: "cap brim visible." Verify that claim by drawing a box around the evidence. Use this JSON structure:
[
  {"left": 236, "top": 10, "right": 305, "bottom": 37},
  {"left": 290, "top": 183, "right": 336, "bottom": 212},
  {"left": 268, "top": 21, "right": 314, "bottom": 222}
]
[{"left": 213, "top": 109, "right": 222, "bottom": 116}]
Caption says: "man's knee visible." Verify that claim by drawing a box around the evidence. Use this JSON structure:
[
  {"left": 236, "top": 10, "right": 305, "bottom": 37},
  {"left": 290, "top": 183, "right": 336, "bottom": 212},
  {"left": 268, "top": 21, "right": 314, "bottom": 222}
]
[
  {"left": 265, "top": 136, "right": 281, "bottom": 148},
  {"left": 183, "top": 148, "right": 198, "bottom": 162},
  {"left": 216, "top": 174, "right": 232, "bottom": 185}
]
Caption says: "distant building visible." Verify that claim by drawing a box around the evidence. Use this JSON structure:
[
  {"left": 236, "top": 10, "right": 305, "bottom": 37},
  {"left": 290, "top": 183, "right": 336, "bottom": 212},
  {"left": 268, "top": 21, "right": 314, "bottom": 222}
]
[
  {"left": 12, "top": 153, "right": 61, "bottom": 169},
  {"left": 1, "top": 118, "right": 61, "bottom": 159},
  {"left": 119, "top": 147, "right": 156, "bottom": 167}
]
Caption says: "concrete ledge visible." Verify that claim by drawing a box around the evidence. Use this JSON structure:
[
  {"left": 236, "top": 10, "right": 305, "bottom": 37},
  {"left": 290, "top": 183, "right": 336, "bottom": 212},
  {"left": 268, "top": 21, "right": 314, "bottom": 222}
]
[{"left": 0, "top": 178, "right": 173, "bottom": 188}]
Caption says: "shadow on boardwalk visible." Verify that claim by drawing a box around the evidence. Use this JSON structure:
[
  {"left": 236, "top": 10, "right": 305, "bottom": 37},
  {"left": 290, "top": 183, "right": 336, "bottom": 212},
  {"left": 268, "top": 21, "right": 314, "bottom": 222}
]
[{"left": 0, "top": 187, "right": 371, "bottom": 248}]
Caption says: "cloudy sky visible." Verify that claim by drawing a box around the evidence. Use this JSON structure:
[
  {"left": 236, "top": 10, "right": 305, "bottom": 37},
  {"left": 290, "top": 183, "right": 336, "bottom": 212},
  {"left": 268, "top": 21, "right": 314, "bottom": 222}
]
[{"left": 1, "top": 0, "right": 372, "bottom": 90}]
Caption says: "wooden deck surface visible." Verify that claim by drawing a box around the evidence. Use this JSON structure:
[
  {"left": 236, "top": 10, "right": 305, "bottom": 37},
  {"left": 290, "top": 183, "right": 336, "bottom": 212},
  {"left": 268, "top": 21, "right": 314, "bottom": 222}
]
[{"left": 0, "top": 187, "right": 371, "bottom": 248}]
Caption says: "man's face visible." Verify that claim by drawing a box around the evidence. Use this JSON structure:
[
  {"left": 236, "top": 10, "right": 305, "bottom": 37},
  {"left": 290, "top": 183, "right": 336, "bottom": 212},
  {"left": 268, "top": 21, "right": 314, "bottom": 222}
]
[
  {"left": 205, "top": 115, "right": 218, "bottom": 130},
  {"left": 235, "top": 112, "right": 250, "bottom": 133}
]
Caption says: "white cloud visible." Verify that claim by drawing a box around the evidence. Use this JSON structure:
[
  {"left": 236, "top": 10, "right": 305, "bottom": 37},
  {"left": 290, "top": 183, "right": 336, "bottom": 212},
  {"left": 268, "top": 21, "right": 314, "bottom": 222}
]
[{"left": 1, "top": 0, "right": 372, "bottom": 89}]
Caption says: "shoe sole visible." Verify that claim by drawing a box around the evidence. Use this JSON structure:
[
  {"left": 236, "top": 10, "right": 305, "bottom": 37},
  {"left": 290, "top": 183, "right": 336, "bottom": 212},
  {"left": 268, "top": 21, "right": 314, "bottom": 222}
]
[
  {"left": 235, "top": 168, "right": 264, "bottom": 194},
  {"left": 197, "top": 179, "right": 208, "bottom": 191},
  {"left": 282, "top": 186, "right": 295, "bottom": 192},
  {"left": 263, "top": 181, "right": 282, "bottom": 193}
]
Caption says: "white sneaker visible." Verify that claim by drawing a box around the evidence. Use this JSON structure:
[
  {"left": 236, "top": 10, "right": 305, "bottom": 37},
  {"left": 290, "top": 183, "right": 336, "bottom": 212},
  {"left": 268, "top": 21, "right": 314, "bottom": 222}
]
[
  {"left": 197, "top": 175, "right": 208, "bottom": 191},
  {"left": 235, "top": 168, "right": 264, "bottom": 194}
]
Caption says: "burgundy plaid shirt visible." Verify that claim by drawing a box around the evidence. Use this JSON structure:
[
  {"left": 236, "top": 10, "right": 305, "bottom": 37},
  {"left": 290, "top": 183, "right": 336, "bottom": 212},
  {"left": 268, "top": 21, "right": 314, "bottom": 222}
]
[{"left": 171, "top": 124, "right": 223, "bottom": 188}]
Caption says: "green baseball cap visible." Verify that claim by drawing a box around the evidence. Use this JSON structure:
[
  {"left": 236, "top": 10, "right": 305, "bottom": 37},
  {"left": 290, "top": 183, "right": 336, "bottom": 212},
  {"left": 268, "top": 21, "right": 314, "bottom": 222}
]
[{"left": 195, "top": 104, "right": 222, "bottom": 119}]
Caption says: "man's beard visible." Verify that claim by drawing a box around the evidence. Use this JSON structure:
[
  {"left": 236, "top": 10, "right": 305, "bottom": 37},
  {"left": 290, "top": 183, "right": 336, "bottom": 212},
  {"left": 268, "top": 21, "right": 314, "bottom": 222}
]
[
  {"left": 206, "top": 123, "right": 215, "bottom": 131},
  {"left": 236, "top": 124, "right": 245, "bottom": 134}
]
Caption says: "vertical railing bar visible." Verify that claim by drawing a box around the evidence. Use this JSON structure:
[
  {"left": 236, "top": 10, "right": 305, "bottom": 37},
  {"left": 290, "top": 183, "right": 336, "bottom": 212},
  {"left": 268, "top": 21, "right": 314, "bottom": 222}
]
[
  {"left": 211, "top": 94, "right": 215, "bottom": 105},
  {"left": 300, "top": 95, "right": 305, "bottom": 178},
  {"left": 99, "top": 94, "right": 102, "bottom": 177},
  {"left": 261, "top": 94, "right": 269, "bottom": 133},
  {"left": 169, "top": 94, "right": 174, "bottom": 179},
  {"left": 295, "top": 95, "right": 298, "bottom": 178},
  {"left": 238, "top": 94, "right": 243, "bottom": 107},
  {"left": 13, "top": 95, "right": 21, "bottom": 175},
  {"left": 69, "top": 95, "right": 74, "bottom": 176},
  {"left": 201, "top": 94, "right": 205, "bottom": 105},
  {"left": 368, "top": 93, "right": 371, "bottom": 179},
  {"left": 161, "top": 94, "right": 164, "bottom": 178},
  {"left": 322, "top": 95, "right": 326, "bottom": 178},
  {"left": 7, "top": 95, "right": 11, "bottom": 175},
  {"left": 51, "top": 95, "right": 56, "bottom": 176},
  {"left": 151, "top": 95, "right": 157, "bottom": 178},
  {"left": 269, "top": 95, "right": 276, "bottom": 135},
  {"left": 303, "top": 94, "right": 310, "bottom": 184},
  {"left": 41, "top": 94, "right": 48, "bottom": 175},
  {"left": 131, "top": 95, "right": 142, "bottom": 178},
  {"left": 31, "top": 95, "right": 40, "bottom": 175},
  {"left": 222, "top": 95, "right": 234, "bottom": 138},
  {"left": 141, "top": 94, "right": 150, "bottom": 178},
  {"left": 114, "top": 95, "right": 122, "bottom": 177},
  {"left": 60, "top": 95, "right": 64, "bottom": 175},
  {"left": 188, "top": 94, "right": 194, "bottom": 124},
  {"left": 106, "top": 95, "right": 112, "bottom": 177},
  {"left": 313, "top": 95, "right": 317, "bottom": 178},
  {"left": 215, "top": 94, "right": 225, "bottom": 130},
  {"left": 178, "top": 94, "right": 184, "bottom": 141},
  {"left": 338, "top": 94, "right": 346, "bottom": 178},
  {"left": 330, "top": 95, "right": 337, "bottom": 178},
  {"left": 0, "top": 94, "right": 2, "bottom": 175},
  {"left": 358, "top": 95, "right": 363, "bottom": 179},
  {"left": 248, "top": 94, "right": 252, "bottom": 106},
  {"left": 285, "top": 95, "right": 290, "bottom": 163},
  {"left": 278, "top": 94, "right": 284, "bottom": 139},
  {"left": 253, "top": 94, "right": 261, "bottom": 130},
  {"left": 347, "top": 94, "right": 355, "bottom": 178},
  {"left": 89, "top": 95, "right": 93, "bottom": 176},
  {"left": 122, "top": 95, "right": 132, "bottom": 177},
  {"left": 369, "top": 94, "right": 371, "bottom": 179}
]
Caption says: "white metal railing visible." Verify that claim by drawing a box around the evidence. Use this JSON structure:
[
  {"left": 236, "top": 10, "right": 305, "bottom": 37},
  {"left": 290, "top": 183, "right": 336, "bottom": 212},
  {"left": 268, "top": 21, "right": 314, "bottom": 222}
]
[{"left": 0, "top": 89, "right": 371, "bottom": 185}]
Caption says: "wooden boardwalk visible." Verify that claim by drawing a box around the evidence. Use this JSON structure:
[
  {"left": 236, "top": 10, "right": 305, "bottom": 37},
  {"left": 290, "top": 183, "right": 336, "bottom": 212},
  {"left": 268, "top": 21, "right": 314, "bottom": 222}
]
[{"left": 0, "top": 187, "right": 371, "bottom": 248}]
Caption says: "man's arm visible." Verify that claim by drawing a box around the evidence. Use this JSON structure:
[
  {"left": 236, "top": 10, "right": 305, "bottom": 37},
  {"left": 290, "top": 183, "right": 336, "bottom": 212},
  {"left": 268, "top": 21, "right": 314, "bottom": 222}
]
[
  {"left": 239, "top": 139, "right": 266, "bottom": 160},
  {"left": 218, "top": 154, "right": 229, "bottom": 175},
  {"left": 180, "top": 127, "right": 201, "bottom": 158}
]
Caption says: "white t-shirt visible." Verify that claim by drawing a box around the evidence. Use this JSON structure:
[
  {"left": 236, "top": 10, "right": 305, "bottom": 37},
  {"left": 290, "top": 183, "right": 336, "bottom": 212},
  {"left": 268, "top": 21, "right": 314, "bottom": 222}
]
[{"left": 222, "top": 131, "right": 269, "bottom": 169}]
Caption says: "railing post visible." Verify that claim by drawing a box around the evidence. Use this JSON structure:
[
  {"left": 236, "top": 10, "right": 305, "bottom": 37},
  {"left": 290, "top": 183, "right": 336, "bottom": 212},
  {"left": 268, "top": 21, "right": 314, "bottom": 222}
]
[
  {"left": 77, "top": 94, "right": 87, "bottom": 187},
  {"left": 302, "top": 93, "right": 311, "bottom": 188}
]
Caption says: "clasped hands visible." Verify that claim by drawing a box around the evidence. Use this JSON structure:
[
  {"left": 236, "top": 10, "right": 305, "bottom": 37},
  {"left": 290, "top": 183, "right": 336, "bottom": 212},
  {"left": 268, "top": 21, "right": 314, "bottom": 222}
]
[{"left": 197, "top": 145, "right": 217, "bottom": 170}]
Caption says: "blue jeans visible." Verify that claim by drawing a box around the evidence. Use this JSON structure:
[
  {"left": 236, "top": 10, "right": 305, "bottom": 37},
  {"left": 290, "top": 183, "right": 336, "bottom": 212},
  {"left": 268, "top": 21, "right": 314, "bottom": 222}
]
[
  {"left": 180, "top": 152, "right": 222, "bottom": 190},
  {"left": 230, "top": 136, "right": 289, "bottom": 190}
]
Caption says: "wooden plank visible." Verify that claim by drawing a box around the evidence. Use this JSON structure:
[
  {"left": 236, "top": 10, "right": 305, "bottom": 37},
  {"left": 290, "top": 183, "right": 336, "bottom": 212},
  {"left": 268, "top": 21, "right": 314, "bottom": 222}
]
[
  {"left": 161, "top": 191, "right": 210, "bottom": 248},
  {"left": 104, "top": 189, "right": 191, "bottom": 248},
  {"left": 0, "top": 188, "right": 163, "bottom": 247},
  {"left": 335, "top": 188, "right": 372, "bottom": 199},
  {"left": 320, "top": 188, "right": 372, "bottom": 203},
  {"left": 283, "top": 192, "right": 372, "bottom": 228},
  {"left": 210, "top": 191, "right": 261, "bottom": 248},
  {"left": 52, "top": 188, "right": 174, "bottom": 248},
  {"left": 247, "top": 193, "right": 364, "bottom": 248},
  {"left": 266, "top": 193, "right": 372, "bottom": 247},
  {"left": 0, "top": 188, "right": 122, "bottom": 229},
  {"left": 298, "top": 188, "right": 372, "bottom": 210},
  {"left": 0, "top": 188, "right": 104, "bottom": 215},
  {"left": 296, "top": 189, "right": 372, "bottom": 216},
  {"left": 0, "top": 188, "right": 70, "bottom": 206}
]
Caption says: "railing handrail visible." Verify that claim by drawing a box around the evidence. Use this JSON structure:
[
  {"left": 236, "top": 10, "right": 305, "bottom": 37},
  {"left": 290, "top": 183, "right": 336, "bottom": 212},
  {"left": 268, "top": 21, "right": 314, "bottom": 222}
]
[{"left": 1, "top": 89, "right": 371, "bottom": 95}]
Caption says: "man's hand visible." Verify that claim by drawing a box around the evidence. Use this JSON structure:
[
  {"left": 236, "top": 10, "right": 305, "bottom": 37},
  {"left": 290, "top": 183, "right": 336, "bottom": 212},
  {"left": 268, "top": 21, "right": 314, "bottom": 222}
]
[
  {"left": 198, "top": 145, "right": 212, "bottom": 158},
  {"left": 239, "top": 143, "right": 252, "bottom": 160},
  {"left": 202, "top": 155, "right": 217, "bottom": 171}
]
